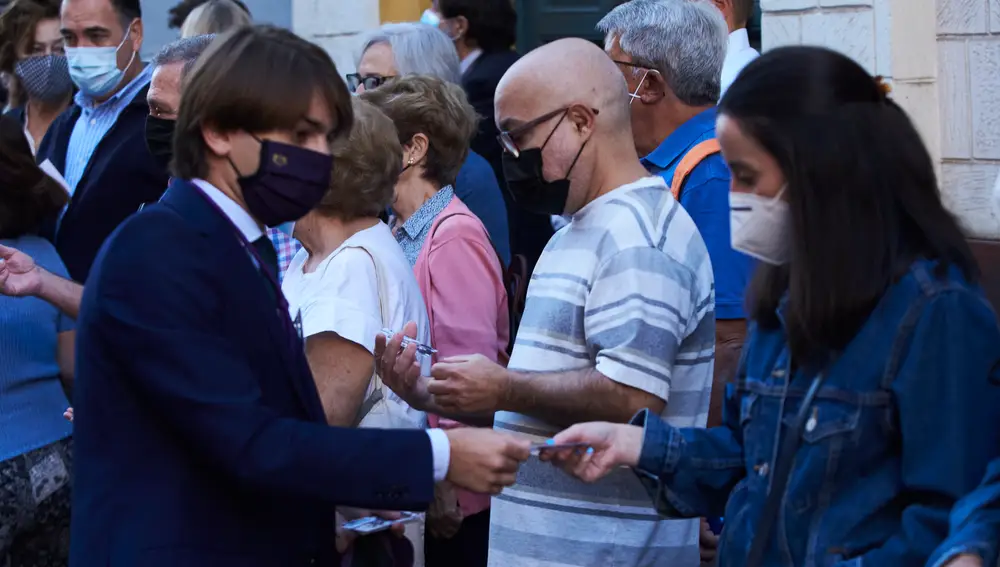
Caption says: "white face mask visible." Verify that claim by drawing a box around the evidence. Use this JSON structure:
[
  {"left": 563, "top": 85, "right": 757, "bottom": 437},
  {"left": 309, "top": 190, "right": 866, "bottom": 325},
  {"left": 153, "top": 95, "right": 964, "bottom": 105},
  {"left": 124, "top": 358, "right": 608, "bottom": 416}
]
[
  {"left": 419, "top": 9, "right": 440, "bottom": 27},
  {"left": 627, "top": 69, "right": 649, "bottom": 106},
  {"left": 65, "top": 24, "right": 135, "bottom": 98},
  {"left": 729, "top": 187, "right": 791, "bottom": 265}
]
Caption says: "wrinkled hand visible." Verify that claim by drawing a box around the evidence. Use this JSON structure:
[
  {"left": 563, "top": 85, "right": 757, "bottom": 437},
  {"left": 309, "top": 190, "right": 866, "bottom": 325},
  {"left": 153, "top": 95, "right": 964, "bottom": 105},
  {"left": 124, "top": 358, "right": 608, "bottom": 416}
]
[
  {"left": 0, "top": 243, "right": 43, "bottom": 297},
  {"left": 428, "top": 354, "right": 509, "bottom": 414},
  {"left": 944, "top": 555, "right": 983, "bottom": 567},
  {"left": 64, "top": 407, "right": 73, "bottom": 422},
  {"left": 541, "top": 422, "right": 644, "bottom": 483},
  {"left": 374, "top": 322, "right": 425, "bottom": 406},
  {"left": 700, "top": 518, "right": 719, "bottom": 563},
  {"left": 445, "top": 428, "right": 530, "bottom": 494}
]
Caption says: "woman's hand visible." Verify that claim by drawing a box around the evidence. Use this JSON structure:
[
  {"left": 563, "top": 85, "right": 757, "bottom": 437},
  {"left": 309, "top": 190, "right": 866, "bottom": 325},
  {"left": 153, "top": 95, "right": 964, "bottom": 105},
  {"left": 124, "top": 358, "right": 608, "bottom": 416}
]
[{"left": 540, "top": 422, "right": 644, "bottom": 483}]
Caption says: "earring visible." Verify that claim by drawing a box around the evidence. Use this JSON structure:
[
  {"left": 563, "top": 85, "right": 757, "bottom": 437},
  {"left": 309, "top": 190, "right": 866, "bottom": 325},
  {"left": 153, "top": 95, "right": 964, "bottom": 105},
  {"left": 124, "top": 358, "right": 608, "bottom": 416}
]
[{"left": 408, "top": 157, "right": 415, "bottom": 166}]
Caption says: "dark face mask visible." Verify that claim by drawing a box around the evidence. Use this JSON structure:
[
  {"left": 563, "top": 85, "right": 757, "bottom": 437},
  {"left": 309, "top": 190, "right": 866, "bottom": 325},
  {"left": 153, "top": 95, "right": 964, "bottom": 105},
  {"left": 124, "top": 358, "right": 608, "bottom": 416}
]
[
  {"left": 501, "top": 112, "right": 588, "bottom": 216},
  {"left": 145, "top": 115, "right": 175, "bottom": 173},
  {"left": 231, "top": 136, "right": 334, "bottom": 227}
]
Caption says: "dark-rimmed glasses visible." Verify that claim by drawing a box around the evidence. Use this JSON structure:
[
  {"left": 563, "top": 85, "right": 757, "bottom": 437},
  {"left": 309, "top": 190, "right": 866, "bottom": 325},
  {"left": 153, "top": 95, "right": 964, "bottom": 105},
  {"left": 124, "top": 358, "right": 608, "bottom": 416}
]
[
  {"left": 497, "top": 106, "right": 600, "bottom": 158},
  {"left": 346, "top": 73, "right": 396, "bottom": 93}
]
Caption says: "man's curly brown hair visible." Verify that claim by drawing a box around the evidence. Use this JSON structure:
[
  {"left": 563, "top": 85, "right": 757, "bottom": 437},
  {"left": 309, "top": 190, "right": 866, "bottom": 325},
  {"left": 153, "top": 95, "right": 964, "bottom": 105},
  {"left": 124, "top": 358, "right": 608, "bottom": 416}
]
[{"left": 168, "top": 0, "right": 249, "bottom": 29}]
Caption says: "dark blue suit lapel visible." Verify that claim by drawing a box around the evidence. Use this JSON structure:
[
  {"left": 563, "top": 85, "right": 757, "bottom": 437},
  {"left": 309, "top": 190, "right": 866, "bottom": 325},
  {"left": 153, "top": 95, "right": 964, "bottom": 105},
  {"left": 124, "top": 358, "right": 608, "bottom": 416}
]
[{"left": 159, "top": 179, "right": 327, "bottom": 423}]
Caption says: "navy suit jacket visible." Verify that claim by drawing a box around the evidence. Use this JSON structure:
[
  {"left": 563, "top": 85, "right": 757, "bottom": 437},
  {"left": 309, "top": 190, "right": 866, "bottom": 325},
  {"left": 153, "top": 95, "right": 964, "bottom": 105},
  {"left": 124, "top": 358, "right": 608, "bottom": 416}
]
[
  {"left": 36, "top": 85, "right": 169, "bottom": 284},
  {"left": 70, "top": 179, "right": 435, "bottom": 567}
]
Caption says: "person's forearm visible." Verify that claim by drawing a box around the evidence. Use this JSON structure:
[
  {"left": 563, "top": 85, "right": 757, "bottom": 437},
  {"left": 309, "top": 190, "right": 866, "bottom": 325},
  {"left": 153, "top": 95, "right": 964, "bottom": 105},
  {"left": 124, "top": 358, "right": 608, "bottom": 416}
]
[
  {"left": 500, "top": 367, "right": 659, "bottom": 428},
  {"left": 38, "top": 269, "right": 83, "bottom": 319}
]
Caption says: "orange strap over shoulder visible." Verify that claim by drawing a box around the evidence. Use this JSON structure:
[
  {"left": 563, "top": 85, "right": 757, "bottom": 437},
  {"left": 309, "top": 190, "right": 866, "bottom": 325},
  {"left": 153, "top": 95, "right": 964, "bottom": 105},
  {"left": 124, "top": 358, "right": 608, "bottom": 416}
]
[{"left": 670, "top": 139, "right": 722, "bottom": 201}]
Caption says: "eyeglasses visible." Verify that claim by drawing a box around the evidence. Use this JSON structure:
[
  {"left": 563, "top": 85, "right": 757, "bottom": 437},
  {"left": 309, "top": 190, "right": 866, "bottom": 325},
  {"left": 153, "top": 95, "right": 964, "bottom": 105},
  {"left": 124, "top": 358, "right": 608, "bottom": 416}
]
[
  {"left": 346, "top": 73, "right": 396, "bottom": 93},
  {"left": 497, "top": 106, "right": 600, "bottom": 158}
]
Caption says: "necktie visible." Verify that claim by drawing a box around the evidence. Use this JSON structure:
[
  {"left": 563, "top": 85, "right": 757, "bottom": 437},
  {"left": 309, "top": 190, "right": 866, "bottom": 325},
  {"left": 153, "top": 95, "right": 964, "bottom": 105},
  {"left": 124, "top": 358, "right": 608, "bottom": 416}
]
[{"left": 252, "top": 235, "right": 280, "bottom": 282}]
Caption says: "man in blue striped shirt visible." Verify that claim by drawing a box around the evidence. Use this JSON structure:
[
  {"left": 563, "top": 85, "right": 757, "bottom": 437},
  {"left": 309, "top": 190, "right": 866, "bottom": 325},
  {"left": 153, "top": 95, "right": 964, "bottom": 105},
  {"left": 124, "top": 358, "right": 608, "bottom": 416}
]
[{"left": 37, "top": 0, "right": 168, "bottom": 283}]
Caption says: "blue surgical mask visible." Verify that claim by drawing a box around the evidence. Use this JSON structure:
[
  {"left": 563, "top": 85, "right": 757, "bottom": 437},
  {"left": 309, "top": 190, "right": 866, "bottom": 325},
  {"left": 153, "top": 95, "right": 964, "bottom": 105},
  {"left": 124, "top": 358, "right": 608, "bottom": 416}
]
[
  {"left": 420, "top": 9, "right": 441, "bottom": 26},
  {"left": 276, "top": 222, "right": 296, "bottom": 238},
  {"left": 66, "top": 23, "right": 136, "bottom": 98}
]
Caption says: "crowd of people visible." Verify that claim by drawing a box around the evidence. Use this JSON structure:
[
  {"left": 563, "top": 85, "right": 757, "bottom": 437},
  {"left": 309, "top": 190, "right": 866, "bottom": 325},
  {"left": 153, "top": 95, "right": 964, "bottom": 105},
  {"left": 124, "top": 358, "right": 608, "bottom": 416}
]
[{"left": 0, "top": 0, "right": 999, "bottom": 566}]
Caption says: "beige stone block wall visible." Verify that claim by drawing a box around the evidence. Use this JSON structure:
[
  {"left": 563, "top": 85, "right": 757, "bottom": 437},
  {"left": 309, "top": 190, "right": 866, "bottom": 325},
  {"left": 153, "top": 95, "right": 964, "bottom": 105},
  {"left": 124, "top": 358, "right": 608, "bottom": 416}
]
[
  {"left": 762, "top": 0, "right": 1000, "bottom": 238},
  {"left": 292, "top": 0, "right": 380, "bottom": 75}
]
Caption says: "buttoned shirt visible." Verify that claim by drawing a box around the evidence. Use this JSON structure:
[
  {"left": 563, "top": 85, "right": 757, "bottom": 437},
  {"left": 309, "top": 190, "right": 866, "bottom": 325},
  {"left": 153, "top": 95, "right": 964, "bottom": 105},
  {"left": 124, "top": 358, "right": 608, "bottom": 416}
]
[
  {"left": 393, "top": 185, "right": 455, "bottom": 267},
  {"left": 64, "top": 64, "right": 152, "bottom": 194}
]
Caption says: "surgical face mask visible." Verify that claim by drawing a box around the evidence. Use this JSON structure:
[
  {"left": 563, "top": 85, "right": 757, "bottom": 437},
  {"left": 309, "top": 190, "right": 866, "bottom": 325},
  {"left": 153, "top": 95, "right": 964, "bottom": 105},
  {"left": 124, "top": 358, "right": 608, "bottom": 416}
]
[
  {"left": 420, "top": 9, "right": 441, "bottom": 26},
  {"left": 276, "top": 222, "right": 296, "bottom": 238},
  {"left": 65, "top": 23, "right": 136, "bottom": 98},
  {"left": 729, "top": 187, "right": 791, "bottom": 266},
  {"left": 627, "top": 69, "right": 649, "bottom": 106},
  {"left": 14, "top": 55, "right": 73, "bottom": 103}
]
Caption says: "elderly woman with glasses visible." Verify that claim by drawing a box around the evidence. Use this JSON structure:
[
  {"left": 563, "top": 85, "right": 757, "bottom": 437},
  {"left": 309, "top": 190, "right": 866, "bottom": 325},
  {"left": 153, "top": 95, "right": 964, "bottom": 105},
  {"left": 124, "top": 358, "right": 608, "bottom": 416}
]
[
  {"left": 352, "top": 22, "right": 510, "bottom": 269},
  {"left": 362, "top": 75, "right": 509, "bottom": 567}
]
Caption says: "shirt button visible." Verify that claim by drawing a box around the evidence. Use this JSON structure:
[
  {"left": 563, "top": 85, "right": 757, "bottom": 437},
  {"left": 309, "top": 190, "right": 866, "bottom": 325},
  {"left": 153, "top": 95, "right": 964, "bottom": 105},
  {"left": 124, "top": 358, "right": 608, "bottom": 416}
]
[{"left": 90, "top": 119, "right": 97, "bottom": 125}]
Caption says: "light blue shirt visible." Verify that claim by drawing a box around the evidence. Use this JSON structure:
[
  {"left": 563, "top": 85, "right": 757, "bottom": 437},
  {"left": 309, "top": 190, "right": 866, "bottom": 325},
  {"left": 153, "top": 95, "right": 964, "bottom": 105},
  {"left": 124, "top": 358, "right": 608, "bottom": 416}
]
[
  {"left": 394, "top": 185, "right": 455, "bottom": 266},
  {"left": 64, "top": 64, "right": 152, "bottom": 193}
]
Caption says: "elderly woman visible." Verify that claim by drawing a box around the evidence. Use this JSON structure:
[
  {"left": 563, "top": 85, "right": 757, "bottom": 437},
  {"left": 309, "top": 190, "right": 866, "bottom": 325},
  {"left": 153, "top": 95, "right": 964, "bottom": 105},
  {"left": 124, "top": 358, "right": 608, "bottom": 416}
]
[
  {"left": 179, "top": 0, "right": 250, "bottom": 38},
  {"left": 362, "top": 75, "right": 508, "bottom": 567},
  {"left": 0, "top": 0, "right": 74, "bottom": 152},
  {"left": 280, "top": 98, "right": 431, "bottom": 565},
  {"left": 353, "top": 22, "right": 510, "bottom": 267},
  {"left": 0, "top": 113, "right": 74, "bottom": 565}
]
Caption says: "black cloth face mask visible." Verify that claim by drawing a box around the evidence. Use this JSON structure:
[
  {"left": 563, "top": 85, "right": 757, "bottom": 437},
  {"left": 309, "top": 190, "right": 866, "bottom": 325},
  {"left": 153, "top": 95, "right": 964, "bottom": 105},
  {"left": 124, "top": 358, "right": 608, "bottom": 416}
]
[
  {"left": 145, "top": 115, "right": 175, "bottom": 173},
  {"left": 501, "top": 110, "right": 588, "bottom": 216}
]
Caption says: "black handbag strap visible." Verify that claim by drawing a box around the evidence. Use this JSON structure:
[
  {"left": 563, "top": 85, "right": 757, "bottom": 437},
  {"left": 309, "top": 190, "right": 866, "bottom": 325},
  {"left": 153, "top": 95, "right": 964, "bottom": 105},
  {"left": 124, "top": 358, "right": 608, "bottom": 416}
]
[{"left": 745, "top": 372, "right": 827, "bottom": 567}]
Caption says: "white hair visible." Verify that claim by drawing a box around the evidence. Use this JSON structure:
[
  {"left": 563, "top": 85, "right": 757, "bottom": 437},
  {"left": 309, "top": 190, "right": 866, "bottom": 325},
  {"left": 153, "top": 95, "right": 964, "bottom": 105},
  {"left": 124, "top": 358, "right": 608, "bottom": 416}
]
[
  {"left": 597, "top": 0, "right": 728, "bottom": 106},
  {"left": 357, "top": 23, "right": 462, "bottom": 85}
]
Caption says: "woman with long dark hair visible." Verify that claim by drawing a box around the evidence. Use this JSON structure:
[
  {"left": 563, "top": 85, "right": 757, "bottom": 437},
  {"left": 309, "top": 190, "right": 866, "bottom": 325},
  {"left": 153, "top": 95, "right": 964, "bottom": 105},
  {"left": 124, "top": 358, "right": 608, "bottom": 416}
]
[
  {"left": 543, "top": 46, "right": 1000, "bottom": 566},
  {"left": 0, "top": 112, "right": 74, "bottom": 566}
]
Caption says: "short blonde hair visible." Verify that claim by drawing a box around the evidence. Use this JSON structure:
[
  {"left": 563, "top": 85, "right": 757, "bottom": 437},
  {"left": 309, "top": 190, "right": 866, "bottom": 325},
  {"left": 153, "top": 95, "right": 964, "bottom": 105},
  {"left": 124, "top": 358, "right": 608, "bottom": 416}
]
[
  {"left": 180, "top": 0, "right": 250, "bottom": 38},
  {"left": 319, "top": 99, "right": 401, "bottom": 220},
  {"left": 360, "top": 75, "right": 478, "bottom": 188}
]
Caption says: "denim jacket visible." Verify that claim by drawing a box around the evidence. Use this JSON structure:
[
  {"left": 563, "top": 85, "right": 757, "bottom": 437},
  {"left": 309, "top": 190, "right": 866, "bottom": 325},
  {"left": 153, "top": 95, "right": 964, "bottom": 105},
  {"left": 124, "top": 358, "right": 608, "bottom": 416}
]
[
  {"left": 928, "top": 458, "right": 1000, "bottom": 567},
  {"left": 631, "top": 259, "right": 1000, "bottom": 567}
]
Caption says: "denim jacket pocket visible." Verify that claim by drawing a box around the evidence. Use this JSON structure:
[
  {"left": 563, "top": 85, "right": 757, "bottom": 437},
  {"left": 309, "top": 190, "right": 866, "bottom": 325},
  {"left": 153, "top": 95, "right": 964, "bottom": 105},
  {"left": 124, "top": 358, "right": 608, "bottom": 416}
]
[{"left": 783, "top": 398, "right": 862, "bottom": 514}]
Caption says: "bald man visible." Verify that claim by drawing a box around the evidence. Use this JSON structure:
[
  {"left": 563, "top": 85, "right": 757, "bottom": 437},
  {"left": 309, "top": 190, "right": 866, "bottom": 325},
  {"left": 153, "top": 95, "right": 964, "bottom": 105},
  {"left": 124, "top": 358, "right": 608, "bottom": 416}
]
[{"left": 377, "top": 38, "right": 716, "bottom": 567}]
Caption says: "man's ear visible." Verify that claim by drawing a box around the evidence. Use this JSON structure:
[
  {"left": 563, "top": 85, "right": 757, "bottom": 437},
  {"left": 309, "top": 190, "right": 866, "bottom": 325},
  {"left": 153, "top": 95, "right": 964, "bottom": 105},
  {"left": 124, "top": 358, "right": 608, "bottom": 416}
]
[
  {"left": 639, "top": 70, "right": 666, "bottom": 105},
  {"left": 202, "top": 123, "right": 233, "bottom": 159}
]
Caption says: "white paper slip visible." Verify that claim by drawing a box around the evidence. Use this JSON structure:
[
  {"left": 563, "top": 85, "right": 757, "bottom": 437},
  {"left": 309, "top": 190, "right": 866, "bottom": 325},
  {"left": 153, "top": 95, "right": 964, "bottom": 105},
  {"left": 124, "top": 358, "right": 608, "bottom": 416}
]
[{"left": 39, "top": 160, "right": 71, "bottom": 196}]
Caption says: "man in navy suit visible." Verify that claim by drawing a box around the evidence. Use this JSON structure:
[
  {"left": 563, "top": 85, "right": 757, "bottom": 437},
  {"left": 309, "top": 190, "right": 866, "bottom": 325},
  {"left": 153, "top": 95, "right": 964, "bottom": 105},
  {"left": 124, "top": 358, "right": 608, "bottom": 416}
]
[{"left": 67, "top": 25, "right": 530, "bottom": 567}]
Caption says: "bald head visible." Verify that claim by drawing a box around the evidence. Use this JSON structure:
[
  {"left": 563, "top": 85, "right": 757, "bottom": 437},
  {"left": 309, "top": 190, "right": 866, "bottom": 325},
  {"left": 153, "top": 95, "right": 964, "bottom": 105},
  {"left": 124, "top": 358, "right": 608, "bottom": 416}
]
[
  {"left": 496, "top": 38, "right": 631, "bottom": 134},
  {"left": 493, "top": 38, "right": 647, "bottom": 216}
]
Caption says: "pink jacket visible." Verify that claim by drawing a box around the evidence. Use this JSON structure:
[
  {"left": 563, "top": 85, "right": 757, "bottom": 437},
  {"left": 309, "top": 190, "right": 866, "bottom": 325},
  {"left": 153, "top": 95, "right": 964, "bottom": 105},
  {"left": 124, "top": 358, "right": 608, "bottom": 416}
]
[{"left": 413, "top": 197, "right": 510, "bottom": 518}]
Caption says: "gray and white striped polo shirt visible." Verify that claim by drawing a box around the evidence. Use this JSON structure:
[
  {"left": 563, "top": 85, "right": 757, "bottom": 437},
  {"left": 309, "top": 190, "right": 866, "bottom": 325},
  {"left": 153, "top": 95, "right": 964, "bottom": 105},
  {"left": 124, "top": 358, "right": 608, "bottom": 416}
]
[{"left": 490, "top": 176, "right": 716, "bottom": 567}]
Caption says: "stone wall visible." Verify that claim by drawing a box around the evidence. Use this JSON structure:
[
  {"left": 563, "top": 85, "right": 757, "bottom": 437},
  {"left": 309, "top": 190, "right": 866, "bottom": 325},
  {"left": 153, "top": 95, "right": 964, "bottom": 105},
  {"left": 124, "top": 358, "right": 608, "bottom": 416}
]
[
  {"left": 761, "top": 0, "right": 1000, "bottom": 238},
  {"left": 938, "top": 0, "right": 1000, "bottom": 237},
  {"left": 292, "top": 0, "right": 380, "bottom": 75}
]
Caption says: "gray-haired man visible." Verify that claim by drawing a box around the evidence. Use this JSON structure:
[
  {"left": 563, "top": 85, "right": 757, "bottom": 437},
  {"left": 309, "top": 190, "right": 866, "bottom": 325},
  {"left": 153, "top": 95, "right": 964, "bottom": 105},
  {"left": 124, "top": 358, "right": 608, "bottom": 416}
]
[{"left": 144, "top": 34, "right": 215, "bottom": 169}]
